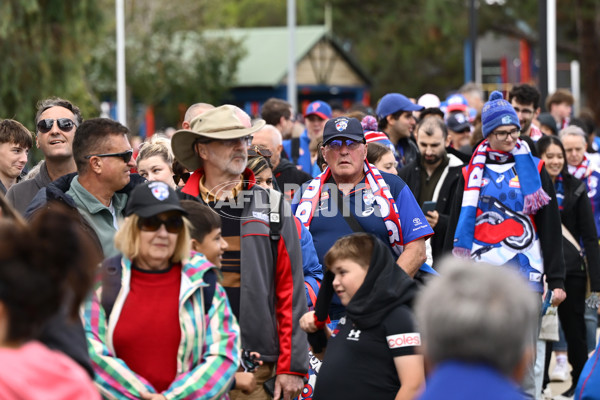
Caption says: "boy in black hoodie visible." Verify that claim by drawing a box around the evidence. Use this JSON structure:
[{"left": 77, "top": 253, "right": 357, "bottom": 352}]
[{"left": 300, "top": 233, "right": 424, "bottom": 400}]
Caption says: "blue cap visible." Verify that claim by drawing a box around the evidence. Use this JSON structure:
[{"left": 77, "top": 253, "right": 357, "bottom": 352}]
[
  {"left": 376, "top": 93, "right": 423, "bottom": 120},
  {"left": 446, "top": 94, "right": 469, "bottom": 112},
  {"left": 481, "top": 91, "right": 521, "bottom": 138},
  {"left": 304, "top": 101, "right": 332, "bottom": 120}
]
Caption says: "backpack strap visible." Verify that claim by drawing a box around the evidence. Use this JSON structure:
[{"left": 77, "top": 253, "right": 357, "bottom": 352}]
[
  {"left": 291, "top": 137, "right": 300, "bottom": 165},
  {"left": 269, "top": 190, "right": 283, "bottom": 269},
  {"left": 101, "top": 255, "right": 217, "bottom": 318},
  {"left": 101, "top": 255, "right": 123, "bottom": 320},
  {"left": 202, "top": 268, "right": 218, "bottom": 314}
]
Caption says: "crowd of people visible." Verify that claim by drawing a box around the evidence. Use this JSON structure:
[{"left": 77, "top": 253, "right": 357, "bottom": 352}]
[{"left": 0, "top": 83, "right": 600, "bottom": 400}]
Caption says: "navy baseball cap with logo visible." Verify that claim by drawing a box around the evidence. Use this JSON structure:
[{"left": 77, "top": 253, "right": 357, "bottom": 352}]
[
  {"left": 322, "top": 117, "right": 365, "bottom": 144},
  {"left": 304, "top": 100, "right": 332, "bottom": 120},
  {"left": 125, "top": 181, "right": 187, "bottom": 218},
  {"left": 446, "top": 113, "right": 471, "bottom": 133}
]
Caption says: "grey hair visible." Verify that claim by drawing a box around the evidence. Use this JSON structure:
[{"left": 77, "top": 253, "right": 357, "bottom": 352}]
[
  {"left": 559, "top": 125, "right": 587, "bottom": 146},
  {"left": 255, "top": 124, "right": 283, "bottom": 146},
  {"left": 414, "top": 258, "right": 538, "bottom": 376},
  {"left": 35, "top": 97, "right": 83, "bottom": 126}
]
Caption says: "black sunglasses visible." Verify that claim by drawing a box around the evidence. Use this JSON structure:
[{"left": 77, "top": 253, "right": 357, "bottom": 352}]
[
  {"left": 84, "top": 149, "right": 133, "bottom": 163},
  {"left": 37, "top": 118, "right": 76, "bottom": 133},
  {"left": 173, "top": 172, "right": 191, "bottom": 185},
  {"left": 138, "top": 214, "right": 184, "bottom": 234}
]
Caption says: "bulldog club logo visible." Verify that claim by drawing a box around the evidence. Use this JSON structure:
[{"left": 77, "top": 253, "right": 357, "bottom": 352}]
[
  {"left": 149, "top": 181, "right": 169, "bottom": 201},
  {"left": 335, "top": 119, "right": 348, "bottom": 132}
]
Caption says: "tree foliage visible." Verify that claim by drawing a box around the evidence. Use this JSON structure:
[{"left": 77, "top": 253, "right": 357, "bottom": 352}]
[
  {"left": 87, "top": 0, "right": 245, "bottom": 131},
  {"left": 2, "top": 0, "right": 599, "bottom": 131},
  {"left": 0, "top": 0, "right": 105, "bottom": 129}
]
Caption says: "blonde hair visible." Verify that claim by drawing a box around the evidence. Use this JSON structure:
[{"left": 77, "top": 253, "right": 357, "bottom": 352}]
[
  {"left": 114, "top": 214, "right": 192, "bottom": 262},
  {"left": 137, "top": 136, "right": 175, "bottom": 167}
]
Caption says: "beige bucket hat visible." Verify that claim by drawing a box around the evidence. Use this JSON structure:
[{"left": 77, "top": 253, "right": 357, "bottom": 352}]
[{"left": 172, "top": 104, "right": 266, "bottom": 171}]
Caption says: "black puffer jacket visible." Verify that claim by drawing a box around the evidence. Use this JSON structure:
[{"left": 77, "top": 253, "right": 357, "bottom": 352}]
[{"left": 559, "top": 173, "right": 600, "bottom": 291}]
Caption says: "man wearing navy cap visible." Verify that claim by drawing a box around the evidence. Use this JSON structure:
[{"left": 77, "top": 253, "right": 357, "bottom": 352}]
[
  {"left": 376, "top": 93, "right": 423, "bottom": 168},
  {"left": 293, "top": 116, "right": 432, "bottom": 320},
  {"left": 283, "top": 100, "right": 332, "bottom": 175}
]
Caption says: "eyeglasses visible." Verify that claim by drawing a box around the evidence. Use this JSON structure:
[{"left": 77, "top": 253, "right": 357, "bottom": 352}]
[
  {"left": 84, "top": 149, "right": 133, "bottom": 163},
  {"left": 37, "top": 118, "right": 76, "bottom": 133},
  {"left": 173, "top": 172, "right": 191, "bottom": 185},
  {"left": 512, "top": 106, "right": 534, "bottom": 116},
  {"left": 325, "top": 139, "right": 364, "bottom": 151},
  {"left": 195, "top": 136, "right": 252, "bottom": 147},
  {"left": 491, "top": 128, "right": 520, "bottom": 141},
  {"left": 138, "top": 214, "right": 184, "bottom": 234},
  {"left": 248, "top": 144, "right": 273, "bottom": 158}
]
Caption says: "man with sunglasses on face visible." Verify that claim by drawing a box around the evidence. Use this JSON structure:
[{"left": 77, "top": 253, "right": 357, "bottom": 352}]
[
  {"left": 444, "top": 91, "right": 566, "bottom": 399},
  {"left": 292, "top": 117, "right": 433, "bottom": 319},
  {"left": 27, "top": 118, "right": 144, "bottom": 258},
  {"left": 171, "top": 105, "right": 308, "bottom": 400},
  {"left": 6, "top": 97, "right": 81, "bottom": 215}
]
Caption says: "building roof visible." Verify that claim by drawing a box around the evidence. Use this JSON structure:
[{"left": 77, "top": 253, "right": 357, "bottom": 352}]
[{"left": 204, "top": 25, "right": 370, "bottom": 87}]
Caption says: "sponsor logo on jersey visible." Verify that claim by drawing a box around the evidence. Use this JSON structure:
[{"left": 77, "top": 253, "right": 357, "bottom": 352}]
[
  {"left": 387, "top": 332, "right": 421, "bottom": 349},
  {"left": 347, "top": 329, "right": 361, "bottom": 341}
]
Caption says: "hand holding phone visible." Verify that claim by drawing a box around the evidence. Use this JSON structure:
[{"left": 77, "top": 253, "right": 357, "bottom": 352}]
[{"left": 421, "top": 201, "right": 436, "bottom": 214}]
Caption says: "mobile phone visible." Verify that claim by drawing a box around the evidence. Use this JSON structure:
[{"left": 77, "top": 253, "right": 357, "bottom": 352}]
[
  {"left": 263, "top": 376, "right": 276, "bottom": 398},
  {"left": 422, "top": 201, "right": 436, "bottom": 213}
]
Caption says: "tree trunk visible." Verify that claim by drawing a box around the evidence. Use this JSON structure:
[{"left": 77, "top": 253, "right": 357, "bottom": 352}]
[{"left": 575, "top": 0, "right": 600, "bottom": 126}]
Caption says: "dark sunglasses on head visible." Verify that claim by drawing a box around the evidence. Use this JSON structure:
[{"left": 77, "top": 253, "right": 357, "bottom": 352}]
[
  {"left": 37, "top": 118, "right": 76, "bottom": 133},
  {"left": 138, "top": 214, "right": 184, "bottom": 234},
  {"left": 173, "top": 172, "right": 191, "bottom": 185},
  {"left": 248, "top": 144, "right": 273, "bottom": 158},
  {"left": 84, "top": 149, "right": 133, "bottom": 163}
]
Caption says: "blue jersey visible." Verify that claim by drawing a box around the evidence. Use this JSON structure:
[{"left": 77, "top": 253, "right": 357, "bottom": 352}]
[
  {"left": 292, "top": 171, "right": 433, "bottom": 266},
  {"left": 282, "top": 130, "right": 314, "bottom": 175},
  {"left": 583, "top": 170, "right": 600, "bottom": 237},
  {"left": 471, "top": 163, "right": 543, "bottom": 292}
]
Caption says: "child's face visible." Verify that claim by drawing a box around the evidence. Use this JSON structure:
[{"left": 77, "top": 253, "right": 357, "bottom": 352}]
[
  {"left": 330, "top": 259, "right": 368, "bottom": 306},
  {"left": 193, "top": 228, "right": 228, "bottom": 267}
]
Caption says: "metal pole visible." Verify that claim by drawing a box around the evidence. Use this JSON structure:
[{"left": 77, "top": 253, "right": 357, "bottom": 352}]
[
  {"left": 547, "top": 0, "right": 556, "bottom": 95},
  {"left": 571, "top": 60, "right": 580, "bottom": 115},
  {"left": 116, "top": 0, "right": 127, "bottom": 125},
  {"left": 469, "top": 0, "right": 477, "bottom": 83},
  {"left": 538, "top": 0, "right": 548, "bottom": 109},
  {"left": 287, "top": 0, "right": 297, "bottom": 114}
]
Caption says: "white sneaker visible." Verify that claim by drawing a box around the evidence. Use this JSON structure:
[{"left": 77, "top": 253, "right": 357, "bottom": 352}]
[{"left": 550, "top": 360, "right": 569, "bottom": 382}]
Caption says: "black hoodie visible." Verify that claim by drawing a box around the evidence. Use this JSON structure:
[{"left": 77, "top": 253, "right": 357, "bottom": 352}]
[
  {"left": 311, "top": 235, "right": 420, "bottom": 400},
  {"left": 312, "top": 234, "right": 416, "bottom": 332}
]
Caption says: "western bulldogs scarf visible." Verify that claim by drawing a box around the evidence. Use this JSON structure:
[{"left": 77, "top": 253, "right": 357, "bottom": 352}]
[
  {"left": 453, "top": 138, "right": 550, "bottom": 258},
  {"left": 568, "top": 155, "right": 591, "bottom": 179},
  {"left": 295, "top": 161, "right": 404, "bottom": 256}
]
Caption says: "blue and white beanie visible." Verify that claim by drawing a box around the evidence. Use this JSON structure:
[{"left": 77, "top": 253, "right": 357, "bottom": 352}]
[{"left": 481, "top": 91, "right": 521, "bottom": 138}]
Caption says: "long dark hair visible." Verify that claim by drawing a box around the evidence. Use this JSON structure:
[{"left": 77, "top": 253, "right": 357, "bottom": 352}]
[
  {"left": 536, "top": 135, "right": 569, "bottom": 177},
  {"left": 0, "top": 205, "right": 100, "bottom": 342}
]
